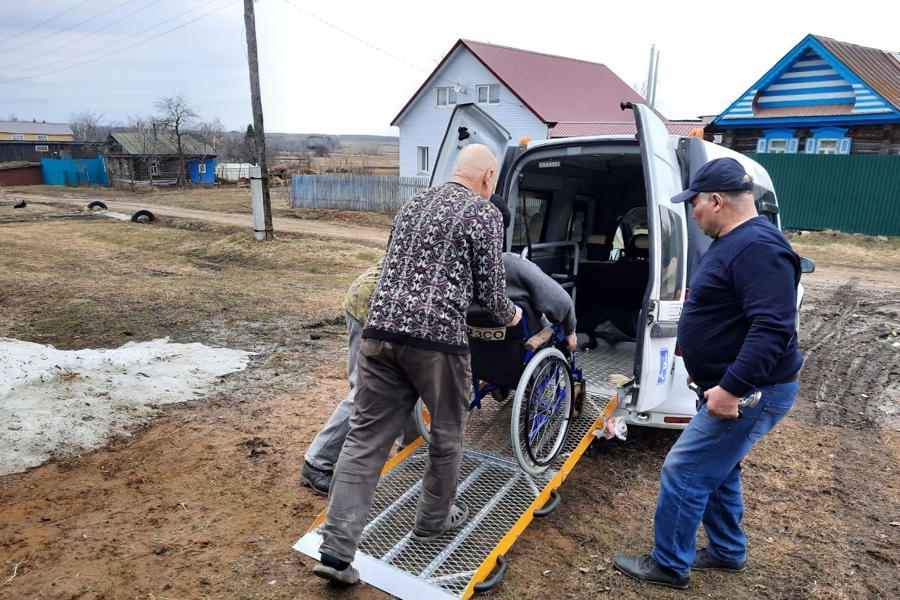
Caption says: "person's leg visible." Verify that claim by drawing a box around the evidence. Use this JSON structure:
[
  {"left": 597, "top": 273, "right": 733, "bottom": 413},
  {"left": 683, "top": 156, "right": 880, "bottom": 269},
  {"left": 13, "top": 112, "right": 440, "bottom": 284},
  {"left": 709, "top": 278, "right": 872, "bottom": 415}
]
[
  {"left": 400, "top": 347, "right": 471, "bottom": 534},
  {"left": 699, "top": 380, "right": 797, "bottom": 563},
  {"left": 318, "top": 339, "right": 420, "bottom": 563},
  {"left": 304, "top": 313, "right": 362, "bottom": 472},
  {"left": 651, "top": 380, "right": 798, "bottom": 576}
]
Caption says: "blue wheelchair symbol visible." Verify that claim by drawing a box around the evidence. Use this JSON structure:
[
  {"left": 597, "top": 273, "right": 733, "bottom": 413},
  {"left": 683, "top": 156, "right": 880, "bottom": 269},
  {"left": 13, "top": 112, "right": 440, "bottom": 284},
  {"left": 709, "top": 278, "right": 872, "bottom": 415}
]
[{"left": 657, "top": 349, "right": 668, "bottom": 385}]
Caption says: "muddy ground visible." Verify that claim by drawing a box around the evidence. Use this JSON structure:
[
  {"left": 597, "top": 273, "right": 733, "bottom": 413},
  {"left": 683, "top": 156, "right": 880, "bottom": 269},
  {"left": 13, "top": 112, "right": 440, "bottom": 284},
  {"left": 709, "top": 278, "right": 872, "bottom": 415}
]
[{"left": 0, "top": 190, "right": 898, "bottom": 600}]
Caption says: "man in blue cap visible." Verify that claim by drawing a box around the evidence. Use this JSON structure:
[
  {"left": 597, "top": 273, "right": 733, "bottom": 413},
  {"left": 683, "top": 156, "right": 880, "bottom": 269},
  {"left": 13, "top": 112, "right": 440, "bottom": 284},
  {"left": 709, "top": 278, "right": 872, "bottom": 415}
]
[{"left": 612, "top": 157, "right": 803, "bottom": 589}]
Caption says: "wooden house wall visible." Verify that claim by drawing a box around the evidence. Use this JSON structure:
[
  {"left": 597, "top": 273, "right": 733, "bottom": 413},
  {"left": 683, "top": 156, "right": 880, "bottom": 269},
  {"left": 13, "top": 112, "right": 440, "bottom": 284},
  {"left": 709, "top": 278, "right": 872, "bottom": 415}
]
[{"left": 705, "top": 123, "right": 900, "bottom": 155}]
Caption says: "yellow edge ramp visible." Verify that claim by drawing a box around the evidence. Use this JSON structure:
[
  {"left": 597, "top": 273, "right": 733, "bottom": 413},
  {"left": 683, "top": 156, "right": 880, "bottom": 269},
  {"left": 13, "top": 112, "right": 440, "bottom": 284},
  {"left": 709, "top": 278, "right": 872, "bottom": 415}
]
[
  {"left": 305, "top": 437, "right": 427, "bottom": 532},
  {"left": 462, "top": 393, "right": 618, "bottom": 599}
]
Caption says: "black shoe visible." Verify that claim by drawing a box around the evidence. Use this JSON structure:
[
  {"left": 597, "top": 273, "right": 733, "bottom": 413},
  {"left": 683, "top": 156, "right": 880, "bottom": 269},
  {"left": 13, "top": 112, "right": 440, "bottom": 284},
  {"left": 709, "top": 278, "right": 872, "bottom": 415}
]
[
  {"left": 692, "top": 548, "right": 746, "bottom": 572},
  {"left": 300, "top": 462, "right": 331, "bottom": 497},
  {"left": 612, "top": 554, "right": 689, "bottom": 589}
]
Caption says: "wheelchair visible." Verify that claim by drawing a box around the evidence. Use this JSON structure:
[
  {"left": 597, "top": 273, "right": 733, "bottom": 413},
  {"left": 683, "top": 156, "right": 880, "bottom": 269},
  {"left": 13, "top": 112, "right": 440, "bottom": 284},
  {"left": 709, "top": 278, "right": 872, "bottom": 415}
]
[{"left": 415, "top": 307, "right": 585, "bottom": 475}]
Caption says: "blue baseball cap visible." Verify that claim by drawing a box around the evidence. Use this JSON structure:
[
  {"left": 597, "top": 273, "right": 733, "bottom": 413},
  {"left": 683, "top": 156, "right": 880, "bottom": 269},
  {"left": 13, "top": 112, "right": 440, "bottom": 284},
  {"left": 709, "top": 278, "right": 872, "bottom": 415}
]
[{"left": 670, "top": 157, "right": 754, "bottom": 203}]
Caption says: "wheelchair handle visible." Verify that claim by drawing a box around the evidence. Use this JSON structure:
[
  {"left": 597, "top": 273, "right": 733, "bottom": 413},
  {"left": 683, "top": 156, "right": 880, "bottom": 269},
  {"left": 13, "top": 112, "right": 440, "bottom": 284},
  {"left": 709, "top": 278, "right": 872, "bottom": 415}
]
[{"left": 524, "top": 327, "right": 554, "bottom": 352}]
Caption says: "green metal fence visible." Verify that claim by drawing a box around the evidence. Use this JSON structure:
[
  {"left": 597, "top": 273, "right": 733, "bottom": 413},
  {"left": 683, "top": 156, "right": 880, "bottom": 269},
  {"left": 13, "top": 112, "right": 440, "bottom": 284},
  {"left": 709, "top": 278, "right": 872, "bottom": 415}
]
[{"left": 746, "top": 153, "right": 900, "bottom": 236}]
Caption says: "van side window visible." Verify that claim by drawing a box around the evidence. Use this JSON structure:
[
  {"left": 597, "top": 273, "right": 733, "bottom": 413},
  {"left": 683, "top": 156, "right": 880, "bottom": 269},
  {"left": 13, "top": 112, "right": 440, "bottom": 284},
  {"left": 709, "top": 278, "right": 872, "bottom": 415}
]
[
  {"left": 512, "top": 194, "right": 548, "bottom": 247},
  {"left": 658, "top": 206, "right": 684, "bottom": 301}
]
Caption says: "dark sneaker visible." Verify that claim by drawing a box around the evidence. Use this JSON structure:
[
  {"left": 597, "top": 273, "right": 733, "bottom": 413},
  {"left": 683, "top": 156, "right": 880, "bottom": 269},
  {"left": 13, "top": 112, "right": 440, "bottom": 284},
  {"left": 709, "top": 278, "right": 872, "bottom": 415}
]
[
  {"left": 612, "top": 554, "right": 689, "bottom": 589},
  {"left": 692, "top": 547, "right": 747, "bottom": 572},
  {"left": 300, "top": 462, "right": 331, "bottom": 497},
  {"left": 411, "top": 500, "right": 470, "bottom": 543},
  {"left": 312, "top": 563, "right": 360, "bottom": 585}
]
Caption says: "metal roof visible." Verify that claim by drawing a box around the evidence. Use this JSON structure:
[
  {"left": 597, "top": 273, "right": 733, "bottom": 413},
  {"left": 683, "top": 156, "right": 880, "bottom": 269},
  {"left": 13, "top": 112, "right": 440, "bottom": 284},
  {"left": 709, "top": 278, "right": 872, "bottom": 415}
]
[
  {"left": 109, "top": 131, "right": 216, "bottom": 156},
  {"left": 0, "top": 121, "right": 74, "bottom": 136},
  {"left": 814, "top": 35, "right": 900, "bottom": 110},
  {"left": 549, "top": 120, "right": 703, "bottom": 138},
  {"left": 392, "top": 39, "right": 651, "bottom": 126}
]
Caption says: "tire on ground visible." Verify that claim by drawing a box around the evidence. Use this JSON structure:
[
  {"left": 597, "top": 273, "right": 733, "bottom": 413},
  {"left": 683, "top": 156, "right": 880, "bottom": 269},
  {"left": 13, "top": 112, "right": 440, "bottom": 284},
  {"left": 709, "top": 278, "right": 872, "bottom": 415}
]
[
  {"left": 131, "top": 209, "right": 156, "bottom": 223},
  {"left": 87, "top": 201, "right": 108, "bottom": 210}
]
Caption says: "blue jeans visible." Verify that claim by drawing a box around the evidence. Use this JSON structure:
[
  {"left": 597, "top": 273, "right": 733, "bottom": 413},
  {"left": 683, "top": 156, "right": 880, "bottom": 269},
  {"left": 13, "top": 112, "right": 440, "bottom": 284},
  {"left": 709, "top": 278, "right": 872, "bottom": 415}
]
[{"left": 651, "top": 380, "right": 798, "bottom": 577}]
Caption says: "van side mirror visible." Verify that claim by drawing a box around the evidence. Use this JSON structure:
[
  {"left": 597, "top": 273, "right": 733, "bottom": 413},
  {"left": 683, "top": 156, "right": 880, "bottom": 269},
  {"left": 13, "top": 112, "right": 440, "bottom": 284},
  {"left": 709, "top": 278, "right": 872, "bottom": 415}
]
[{"left": 800, "top": 257, "right": 815, "bottom": 274}]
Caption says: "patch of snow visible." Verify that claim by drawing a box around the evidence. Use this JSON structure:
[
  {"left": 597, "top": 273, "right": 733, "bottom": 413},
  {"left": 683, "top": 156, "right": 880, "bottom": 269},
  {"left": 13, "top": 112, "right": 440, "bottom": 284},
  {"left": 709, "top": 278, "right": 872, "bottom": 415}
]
[{"left": 0, "top": 337, "right": 254, "bottom": 476}]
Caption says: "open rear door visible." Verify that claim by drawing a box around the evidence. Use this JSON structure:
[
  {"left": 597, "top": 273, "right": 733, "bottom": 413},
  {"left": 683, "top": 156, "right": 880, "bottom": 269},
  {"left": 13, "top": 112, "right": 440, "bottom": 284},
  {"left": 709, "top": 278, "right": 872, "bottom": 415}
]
[
  {"left": 430, "top": 103, "right": 511, "bottom": 187},
  {"left": 623, "top": 103, "right": 689, "bottom": 414}
]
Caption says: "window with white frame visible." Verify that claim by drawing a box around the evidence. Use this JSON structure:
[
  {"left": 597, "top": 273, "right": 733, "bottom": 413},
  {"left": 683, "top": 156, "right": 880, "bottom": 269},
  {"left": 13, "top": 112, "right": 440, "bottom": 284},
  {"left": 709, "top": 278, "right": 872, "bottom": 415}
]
[
  {"left": 417, "top": 146, "right": 429, "bottom": 174},
  {"left": 35, "top": 145, "right": 49, "bottom": 152},
  {"left": 11, "top": 134, "right": 24, "bottom": 141},
  {"left": 150, "top": 162, "right": 160, "bottom": 176},
  {"left": 476, "top": 84, "right": 500, "bottom": 105},
  {"left": 767, "top": 139, "right": 789, "bottom": 154},
  {"left": 807, "top": 127, "right": 852, "bottom": 155},
  {"left": 436, "top": 87, "right": 458, "bottom": 107},
  {"left": 36, "top": 134, "right": 48, "bottom": 141},
  {"left": 756, "top": 129, "right": 798, "bottom": 154},
  {"left": 198, "top": 163, "right": 207, "bottom": 174}
]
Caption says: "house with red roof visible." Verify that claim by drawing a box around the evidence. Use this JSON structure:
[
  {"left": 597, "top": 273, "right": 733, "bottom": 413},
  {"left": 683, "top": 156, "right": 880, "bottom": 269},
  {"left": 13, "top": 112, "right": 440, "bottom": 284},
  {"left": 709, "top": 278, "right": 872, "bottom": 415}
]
[
  {"left": 706, "top": 34, "right": 900, "bottom": 155},
  {"left": 391, "top": 39, "right": 700, "bottom": 179}
]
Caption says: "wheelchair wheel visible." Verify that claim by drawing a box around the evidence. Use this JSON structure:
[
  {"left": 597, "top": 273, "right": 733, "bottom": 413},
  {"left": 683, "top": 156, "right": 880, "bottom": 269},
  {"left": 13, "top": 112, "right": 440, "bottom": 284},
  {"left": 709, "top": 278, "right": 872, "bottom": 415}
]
[
  {"left": 511, "top": 347, "right": 573, "bottom": 475},
  {"left": 414, "top": 398, "right": 433, "bottom": 445}
]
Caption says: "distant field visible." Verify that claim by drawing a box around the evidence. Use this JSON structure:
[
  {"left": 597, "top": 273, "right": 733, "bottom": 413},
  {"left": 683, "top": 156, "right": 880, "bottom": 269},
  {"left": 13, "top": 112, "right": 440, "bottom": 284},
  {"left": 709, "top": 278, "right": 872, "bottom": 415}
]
[{"left": 273, "top": 140, "right": 399, "bottom": 177}]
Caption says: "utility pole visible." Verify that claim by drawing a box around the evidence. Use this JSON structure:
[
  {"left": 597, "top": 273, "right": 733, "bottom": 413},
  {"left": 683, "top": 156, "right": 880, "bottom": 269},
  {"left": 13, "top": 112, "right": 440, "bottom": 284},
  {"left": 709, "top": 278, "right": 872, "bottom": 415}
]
[{"left": 243, "top": 0, "right": 274, "bottom": 241}]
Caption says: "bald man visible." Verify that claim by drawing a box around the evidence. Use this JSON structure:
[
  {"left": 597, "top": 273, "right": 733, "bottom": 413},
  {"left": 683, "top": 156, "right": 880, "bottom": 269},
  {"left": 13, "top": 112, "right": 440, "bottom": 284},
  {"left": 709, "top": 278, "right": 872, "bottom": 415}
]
[{"left": 312, "top": 144, "right": 521, "bottom": 584}]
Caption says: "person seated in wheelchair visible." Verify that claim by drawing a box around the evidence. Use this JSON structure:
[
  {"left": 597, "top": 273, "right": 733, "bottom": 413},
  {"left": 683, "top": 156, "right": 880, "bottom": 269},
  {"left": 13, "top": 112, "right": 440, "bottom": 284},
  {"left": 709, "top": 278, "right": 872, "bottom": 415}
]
[{"left": 466, "top": 252, "right": 578, "bottom": 395}]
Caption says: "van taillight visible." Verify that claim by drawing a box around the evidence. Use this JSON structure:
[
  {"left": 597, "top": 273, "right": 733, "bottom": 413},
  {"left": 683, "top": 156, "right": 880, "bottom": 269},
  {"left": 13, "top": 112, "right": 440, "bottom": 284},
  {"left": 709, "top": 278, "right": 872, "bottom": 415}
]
[{"left": 665, "top": 417, "right": 692, "bottom": 424}]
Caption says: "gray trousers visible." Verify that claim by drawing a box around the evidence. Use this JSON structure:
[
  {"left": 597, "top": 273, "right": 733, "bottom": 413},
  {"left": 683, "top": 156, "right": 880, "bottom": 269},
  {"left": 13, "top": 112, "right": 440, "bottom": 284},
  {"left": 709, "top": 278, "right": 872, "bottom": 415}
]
[
  {"left": 319, "top": 338, "right": 472, "bottom": 563},
  {"left": 304, "top": 313, "right": 419, "bottom": 472}
]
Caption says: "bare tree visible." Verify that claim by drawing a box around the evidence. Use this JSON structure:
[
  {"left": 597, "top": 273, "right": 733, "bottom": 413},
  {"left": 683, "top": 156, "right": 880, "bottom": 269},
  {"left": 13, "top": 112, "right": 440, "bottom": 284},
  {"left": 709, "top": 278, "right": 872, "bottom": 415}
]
[
  {"left": 196, "top": 118, "right": 225, "bottom": 154},
  {"left": 69, "top": 111, "right": 113, "bottom": 143},
  {"left": 153, "top": 94, "right": 199, "bottom": 186},
  {"left": 127, "top": 115, "right": 161, "bottom": 188}
]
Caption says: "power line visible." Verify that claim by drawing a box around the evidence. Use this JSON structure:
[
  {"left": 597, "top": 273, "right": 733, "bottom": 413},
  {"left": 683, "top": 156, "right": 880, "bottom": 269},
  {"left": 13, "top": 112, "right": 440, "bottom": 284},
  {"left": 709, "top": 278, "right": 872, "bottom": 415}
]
[
  {"left": 279, "top": 0, "right": 428, "bottom": 75},
  {"left": 0, "top": 0, "right": 239, "bottom": 84},
  {"left": 0, "top": 0, "right": 226, "bottom": 79},
  {"left": 0, "top": 0, "right": 143, "bottom": 56},
  {"left": 0, "top": 0, "right": 164, "bottom": 74},
  {"left": 0, "top": 0, "right": 93, "bottom": 46}
]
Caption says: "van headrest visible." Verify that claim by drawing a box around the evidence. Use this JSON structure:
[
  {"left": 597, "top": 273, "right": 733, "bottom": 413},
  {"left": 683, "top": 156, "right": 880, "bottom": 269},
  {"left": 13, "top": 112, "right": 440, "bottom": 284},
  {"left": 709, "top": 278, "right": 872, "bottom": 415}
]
[
  {"left": 587, "top": 234, "right": 607, "bottom": 245},
  {"left": 632, "top": 234, "right": 649, "bottom": 250}
]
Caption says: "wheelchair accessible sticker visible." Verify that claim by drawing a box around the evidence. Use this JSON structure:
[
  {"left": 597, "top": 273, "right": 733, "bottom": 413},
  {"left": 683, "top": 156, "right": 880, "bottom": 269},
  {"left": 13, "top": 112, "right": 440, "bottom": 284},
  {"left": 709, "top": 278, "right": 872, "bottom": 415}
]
[{"left": 657, "top": 349, "right": 669, "bottom": 385}]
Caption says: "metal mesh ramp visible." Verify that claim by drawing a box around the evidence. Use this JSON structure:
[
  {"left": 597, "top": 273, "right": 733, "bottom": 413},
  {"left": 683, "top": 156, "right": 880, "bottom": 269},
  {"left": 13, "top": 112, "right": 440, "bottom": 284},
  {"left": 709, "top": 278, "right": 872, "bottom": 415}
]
[{"left": 294, "top": 389, "right": 617, "bottom": 599}]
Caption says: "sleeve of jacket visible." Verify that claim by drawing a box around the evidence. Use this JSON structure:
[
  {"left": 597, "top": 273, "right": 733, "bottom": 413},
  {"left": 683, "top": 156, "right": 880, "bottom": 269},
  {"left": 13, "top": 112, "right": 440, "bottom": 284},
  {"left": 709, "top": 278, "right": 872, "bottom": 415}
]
[
  {"left": 718, "top": 241, "right": 799, "bottom": 397},
  {"left": 516, "top": 255, "right": 577, "bottom": 335},
  {"left": 470, "top": 204, "right": 516, "bottom": 325}
]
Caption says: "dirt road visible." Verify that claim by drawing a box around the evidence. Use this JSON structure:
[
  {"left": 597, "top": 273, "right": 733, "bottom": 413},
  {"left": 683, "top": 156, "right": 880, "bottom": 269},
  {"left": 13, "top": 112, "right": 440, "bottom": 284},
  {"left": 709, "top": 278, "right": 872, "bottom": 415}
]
[{"left": 15, "top": 194, "right": 391, "bottom": 247}]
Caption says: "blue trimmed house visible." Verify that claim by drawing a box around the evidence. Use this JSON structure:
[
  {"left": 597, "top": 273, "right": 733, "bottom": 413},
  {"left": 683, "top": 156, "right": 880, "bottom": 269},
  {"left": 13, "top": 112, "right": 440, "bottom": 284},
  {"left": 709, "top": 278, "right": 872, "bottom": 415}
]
[{"left": 706, "top": 34, "right": 900, "bottom": 155}]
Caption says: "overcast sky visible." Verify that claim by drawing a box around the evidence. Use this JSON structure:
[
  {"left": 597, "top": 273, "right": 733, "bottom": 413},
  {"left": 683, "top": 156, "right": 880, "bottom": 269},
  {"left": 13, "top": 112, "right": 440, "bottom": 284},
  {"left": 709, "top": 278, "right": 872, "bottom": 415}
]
[{"left": 0, "top": 0, "right": 897, "bottom": 136}]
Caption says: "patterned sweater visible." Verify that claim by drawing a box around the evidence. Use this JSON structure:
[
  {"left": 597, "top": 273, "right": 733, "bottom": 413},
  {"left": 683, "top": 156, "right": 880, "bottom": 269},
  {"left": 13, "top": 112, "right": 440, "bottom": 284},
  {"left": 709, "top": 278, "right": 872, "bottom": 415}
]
[{"left": 364, "top": 182, "right": 515, "bottom": 354}]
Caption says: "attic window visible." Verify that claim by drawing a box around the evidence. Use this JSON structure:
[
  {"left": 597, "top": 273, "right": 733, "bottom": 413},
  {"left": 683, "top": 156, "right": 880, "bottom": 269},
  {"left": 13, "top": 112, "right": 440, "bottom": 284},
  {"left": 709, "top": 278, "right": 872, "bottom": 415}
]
[
  {"left": 436, "top": 87, "right": 458, "bottom": 107},
  {"left": 476, "top": 84, "right": 500, "bottom": 105},
  {"left": 11, "top": 134, "right": 24, "bottom": 141},
  {"left": 36, "top": 134, "right": 48, "bottom": 141}
]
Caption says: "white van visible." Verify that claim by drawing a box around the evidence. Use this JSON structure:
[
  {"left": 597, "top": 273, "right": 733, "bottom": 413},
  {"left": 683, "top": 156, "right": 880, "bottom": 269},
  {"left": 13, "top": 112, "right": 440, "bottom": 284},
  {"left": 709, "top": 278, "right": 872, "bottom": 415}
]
[{"left": 431, "top": 102, "right": 813, "bottom": 429}]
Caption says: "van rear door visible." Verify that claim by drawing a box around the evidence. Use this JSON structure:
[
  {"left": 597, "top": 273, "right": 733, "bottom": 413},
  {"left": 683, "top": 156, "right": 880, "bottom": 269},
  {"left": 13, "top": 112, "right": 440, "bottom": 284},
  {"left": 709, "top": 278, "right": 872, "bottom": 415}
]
[
  {"left": 429, "top": 103, "right": 512, "bottom": 187},
  {"left": 624, "top": 103, "right": 689, "bottom": 414}
]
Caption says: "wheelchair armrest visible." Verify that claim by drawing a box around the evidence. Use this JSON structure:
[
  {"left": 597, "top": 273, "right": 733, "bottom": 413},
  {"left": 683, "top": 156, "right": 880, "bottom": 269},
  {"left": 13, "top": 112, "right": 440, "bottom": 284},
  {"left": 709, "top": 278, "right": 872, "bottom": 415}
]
[{"left": 524, "top": 327, "right": 554, "bottom": 352}]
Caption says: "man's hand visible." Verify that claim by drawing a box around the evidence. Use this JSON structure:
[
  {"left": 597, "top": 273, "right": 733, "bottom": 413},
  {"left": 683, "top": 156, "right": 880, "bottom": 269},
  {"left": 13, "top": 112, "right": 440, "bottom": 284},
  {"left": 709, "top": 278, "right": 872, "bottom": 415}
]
[
  {"left": 564, "top": 332, "right": 578, "bottom": 353},
  {"left": 506, "top": 305, "right": 523, "bottom": 327},
  {"left": 704, "top": 385, "right": 740, "bottom": 419}
]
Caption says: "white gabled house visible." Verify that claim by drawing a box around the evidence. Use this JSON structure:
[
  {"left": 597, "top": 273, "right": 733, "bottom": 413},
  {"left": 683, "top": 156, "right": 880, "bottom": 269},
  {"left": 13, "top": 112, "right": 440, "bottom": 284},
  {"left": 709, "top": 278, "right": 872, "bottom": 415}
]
[{"left": 391, "top": 39, "right": 699, "bottom": 179}]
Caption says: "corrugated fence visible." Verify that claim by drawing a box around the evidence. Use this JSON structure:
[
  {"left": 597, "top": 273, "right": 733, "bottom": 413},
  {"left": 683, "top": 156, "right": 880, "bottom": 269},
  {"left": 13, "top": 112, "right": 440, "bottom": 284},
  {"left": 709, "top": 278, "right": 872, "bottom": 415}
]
[
  {"left": 291, "top": 174, "right": 429, "bottom": 212},
  {"left": 41, "top": 156, "right": 110, "bottom": 186},
  {"left": 747, "top": 153, "right": 900, "bottom": 236}
]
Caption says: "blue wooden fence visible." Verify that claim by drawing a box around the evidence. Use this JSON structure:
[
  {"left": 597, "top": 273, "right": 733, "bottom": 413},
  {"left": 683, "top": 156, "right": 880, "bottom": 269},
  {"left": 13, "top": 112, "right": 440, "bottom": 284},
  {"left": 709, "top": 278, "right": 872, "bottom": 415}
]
[
  {"left": 41, "top": 156, "right": 110, "bottom": 186},
  {"left": 291, "top": 174, "right": 429, "bottom": 212}
]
